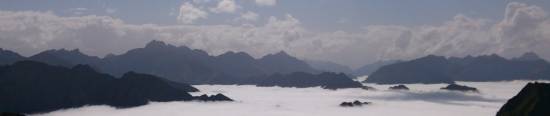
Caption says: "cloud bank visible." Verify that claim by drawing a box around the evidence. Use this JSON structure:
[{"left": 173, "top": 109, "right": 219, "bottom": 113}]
[
  {"left": 0, "top": 2, "right": 548, "bottom": 68},
  {"left": 36, "top": 81, "right": 533, "bottom": 116},
  {"left": 255, "top": 0, "right": 277, "bottom": 6}
]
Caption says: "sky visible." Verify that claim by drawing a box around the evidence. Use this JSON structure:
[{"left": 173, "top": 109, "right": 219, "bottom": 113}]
[{"left": 0, "top": 0, "right": 549, "bottom": 68}]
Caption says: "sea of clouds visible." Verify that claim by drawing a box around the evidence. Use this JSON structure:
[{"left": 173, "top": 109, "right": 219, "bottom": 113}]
[{"left": 34, "top": 81, "right": 541, "bottom": 116}]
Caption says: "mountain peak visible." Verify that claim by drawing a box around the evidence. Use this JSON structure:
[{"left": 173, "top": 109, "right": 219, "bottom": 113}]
[
  {"left": 514, "top": 52, "right": 542, "bottom": 61},
  {"left": 274, "top": 51, "right": 290, "bottom": 57},
  {"left": 218, "top": 51, "right": 254, "bottom": 60},
  {"left": 262, "top": 51, "right": 293, "bottom": 59},
  {"left": 145, "top": 40, "right": 169, "bottom": 48},
  {"left": 0, "top": 48, "right": 21, "bottom": 56}
]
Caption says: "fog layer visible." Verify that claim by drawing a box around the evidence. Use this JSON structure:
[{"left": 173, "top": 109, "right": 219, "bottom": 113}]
[{"left": 36, "top": 81, "right": 537, "bottom": 116}]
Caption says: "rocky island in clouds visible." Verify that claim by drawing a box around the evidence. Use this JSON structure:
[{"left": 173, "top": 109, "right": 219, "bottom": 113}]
[{"left": 1, "top": 0, "right": 550, "bottom": 116}]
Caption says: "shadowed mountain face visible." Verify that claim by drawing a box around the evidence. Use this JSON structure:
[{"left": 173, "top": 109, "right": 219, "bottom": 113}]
[
  {"left": 258, "top": 51, "right": 319, "bottom": 74},
  {"left": 0, "top": 48, "right": 25, "bottom": 65},
  {"left": 100, "top": 40, "right": 225, "bottom": 84},
  {"left": 216, "top": 51, "right": 266, "bottom": 79},
  {"left": 512, "top": 52, "right": 543, "bottom": 61},
  {"left": 306, "top": 60, "right": 353, "bottom": 76},
  {"left": 497, "top": 82, "right": 550, "bottom": 116},
  {"left": 0, "top": 61, "right": 200, "bottom": 114},
  {"left": 353, "top": 60, "right": 400, "bottom": 77},
  {"left": 29, "top": 49, "right": 102, "bottom": 68},
  {"left": 258, "top": 72, "right": 363, "bottom": 90},
  {"left": 365, "top": 53, "right": 550, "bottom": 84},
  {"left": 366, "top": 55, "right": 455, "bottom": 84}
]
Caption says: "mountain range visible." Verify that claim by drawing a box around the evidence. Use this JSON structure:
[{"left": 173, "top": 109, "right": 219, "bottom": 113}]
[
  {"left": 0, "top": 40, "right": 324, "bottom": 85},
  {"left": 365, "top": 53, "right": 550, "bottom": 84},
  {"left": 0, "top": 41, "right": 366, "bottom": 90}
]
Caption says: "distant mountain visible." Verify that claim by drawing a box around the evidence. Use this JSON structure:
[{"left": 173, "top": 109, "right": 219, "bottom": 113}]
[
  {"left": 0, "top": 41, "right": 346, "bottom": 87},
  {"left": 100, "top": 40, "right": 226, "bottom": 84},
  {"left": 258, "top": 72, "right": 363, "bottom": 90},
  {"left": 497, "top": 82, "right": 550, "bottom": 116},
  {"left": 365, "top": 55, "right": 455, "bottom": 84},
  {"left": 306, "top": 60, "right": 353, "bottom": 75},
  {"left": 365, "top": 53, "right": 550, "bottom": 84},
  {"left": 100, "top": 41, "right": 319, "bottom": 84},
  {"left": 258, "top": 51, "right": 319, "bottom": 74},
  {"left": 216, "top": 51, "right": 267, "bottom": 82},
  {"left": 512, "top": 52, "right": 544, "bottom": 61},
  {"left": 28, "top": 49, "right": 101, "bottom": 67},
  {"left": 353, "top": 60, "right": 400, "bottom": 77},
  {"left": 451, "top": 54, "right": 550, "bottom": 81},
  {"left": 0, "top": 60, "right": 209, "bottom": 114},
  {"left": 0, "top": 48, "right": 25, "bottom": 65}
]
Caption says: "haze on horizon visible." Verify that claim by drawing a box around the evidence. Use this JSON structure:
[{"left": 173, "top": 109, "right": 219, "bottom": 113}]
[{"left": 1, "top": 0, "right": 550, "bottom": 68}]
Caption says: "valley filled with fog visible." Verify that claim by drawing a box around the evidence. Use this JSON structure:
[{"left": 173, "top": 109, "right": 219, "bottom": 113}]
[{"left": 36, "top": 80, "right": 540, "bottom": 116}]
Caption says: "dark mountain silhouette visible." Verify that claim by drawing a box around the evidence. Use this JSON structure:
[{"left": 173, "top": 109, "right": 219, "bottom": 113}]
[
  {"left": 306, "top": 60, "right": 353, "bottom": 75},
  {"left": 100, "top": 40, "right": 225, "bottom": 84},
  {"left": 353, "top": 60, "right": 400, "bottom": 77},
  {"left": 28, "top": 49, "right": 101, "bottom": 67},
  {"left": 513, "top": 52, "right": 543, "bottom": 61},
  {"left": 0, "top": 60, "right": 230, "bottom": 114},
  {"left": 452, "top": 54, "right": 550, "bottom": 81},
  {"left": 0, "top": 112, "right": 25, "bottom": 116},
  {"left": 215, "top": 51, "right": 267, "bottom": 84},
  {"left": 497, "top": 82, "right": 550, "bottom": 116},
  {"left": 366, "top": 55, "right": 455, "bottom": 84},
  {"left": 0, "top": 40, "right": 347, "bottom": 87},
  {"left": 257, "top": 72, "right": 363, "bottom": 90},
  {"left": 365, "top": 53, "right": 550, "bottom": 84},
  {"left": 258, "top": 51, "right": 319, "bottom": 74},
  {"left": 100, "top": 41, "right": 319, "bottom": 84},
  {"left": 0, "top": 48, "right": 25, "bottom": 65}
]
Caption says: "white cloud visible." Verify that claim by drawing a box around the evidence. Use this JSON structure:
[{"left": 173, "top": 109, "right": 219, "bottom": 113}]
[
  {"left": 237, "top": 11, "right": 259, "bottom": 21},
  {"left": 210, "top": 0, "right": 239, "bottom": 13},
  {"left": 177, "top": 2, "right": 208, "bottom": 24},
  {"left": 105, "top": 8, "right": 117, "bottom": 14},
  {"left": 255, "top": 0, "right": 277, "bottom": 6}
]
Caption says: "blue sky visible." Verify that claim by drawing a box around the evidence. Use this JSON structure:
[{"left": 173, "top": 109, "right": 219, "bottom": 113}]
[{"left": 0, "top": 0, "right": 549, "bottom": 68}]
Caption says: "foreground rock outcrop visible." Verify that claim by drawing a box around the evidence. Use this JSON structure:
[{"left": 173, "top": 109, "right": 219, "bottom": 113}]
[
  {"left": 497, "top": 82, "right": 550, "bottom": 116},
  {"left": 194, "top": 94, "right": 233, "bottom": 101}
]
